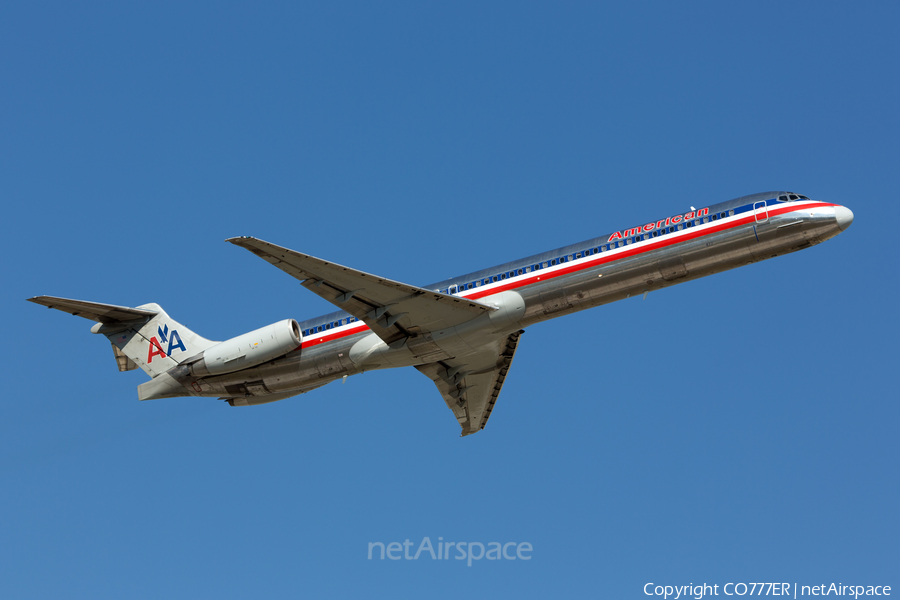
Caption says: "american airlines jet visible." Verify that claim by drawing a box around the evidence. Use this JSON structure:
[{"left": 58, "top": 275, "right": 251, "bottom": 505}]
[{"left": 30, "top": 192, "right": 853, "bottom": 436}]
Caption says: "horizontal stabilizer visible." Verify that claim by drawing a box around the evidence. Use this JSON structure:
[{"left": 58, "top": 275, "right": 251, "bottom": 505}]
[{"left": 27, "top": 296, "right": 158, "bottom": 323}]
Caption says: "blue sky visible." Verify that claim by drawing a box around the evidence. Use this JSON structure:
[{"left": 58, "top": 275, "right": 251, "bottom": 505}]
[{"left": 1, "top": 2, "right": 897, "bottom": 598}]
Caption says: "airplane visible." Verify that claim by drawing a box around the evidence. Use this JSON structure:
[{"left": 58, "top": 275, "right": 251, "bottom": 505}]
[{"left": 29, "top": 191, "right": 853, "bottom": 436}]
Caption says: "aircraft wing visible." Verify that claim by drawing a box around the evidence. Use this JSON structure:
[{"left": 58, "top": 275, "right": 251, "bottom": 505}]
[
  {"left": 227, "top": 236, "right": 494, "bottom": 346},
  {"left": 27, "top": 296, "right": 158, "bottom": 323},
  {"left": 415, "top": 330, "right": 523, "bottom": 436}
]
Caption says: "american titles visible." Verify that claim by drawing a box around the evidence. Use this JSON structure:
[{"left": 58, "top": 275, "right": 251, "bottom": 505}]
[{"left": 608, "top": 207, "right": 709, "bottom": 242}]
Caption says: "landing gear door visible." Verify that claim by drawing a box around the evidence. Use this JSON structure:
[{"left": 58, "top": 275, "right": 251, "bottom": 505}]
[{"left": 754, "top": 200, "right": 769, "bottom": 223}]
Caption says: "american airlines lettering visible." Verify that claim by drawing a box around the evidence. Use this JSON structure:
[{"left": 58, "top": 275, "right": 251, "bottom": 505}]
[{"left": 608, "top": 207, "right": 710, "bottom": 242}]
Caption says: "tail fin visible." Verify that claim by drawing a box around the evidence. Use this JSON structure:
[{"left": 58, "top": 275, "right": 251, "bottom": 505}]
[{"left": 27, "top": 296, "right": 218, "bottom": 378}]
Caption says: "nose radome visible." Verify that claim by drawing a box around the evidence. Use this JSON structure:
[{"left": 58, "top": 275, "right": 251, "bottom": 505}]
[{"left": 834, "top": 206, "right": 854, "bottom": 231}]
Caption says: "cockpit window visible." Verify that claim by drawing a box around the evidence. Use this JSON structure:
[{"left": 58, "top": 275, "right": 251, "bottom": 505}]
[{"left": 778, "top": 193, "right": 810, "bottom": 202}]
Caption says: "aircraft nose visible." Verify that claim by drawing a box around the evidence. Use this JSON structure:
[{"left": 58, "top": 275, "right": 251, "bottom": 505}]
[{"left": 834, "top": 206, "right": 854, "bottom": 231}]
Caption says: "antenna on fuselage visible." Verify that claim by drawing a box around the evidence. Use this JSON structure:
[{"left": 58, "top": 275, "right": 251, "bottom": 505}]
[{"left": 690, "top": 206, "right": 696, "bottom": 211}]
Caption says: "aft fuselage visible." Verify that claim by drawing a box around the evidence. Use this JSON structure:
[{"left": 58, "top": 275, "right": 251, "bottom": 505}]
[{"left": 198, "top": 192, "right": 853, "bottom": 404}]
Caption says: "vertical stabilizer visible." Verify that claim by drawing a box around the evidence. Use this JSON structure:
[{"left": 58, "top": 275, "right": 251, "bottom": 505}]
[{"left": 93, "top": 303, "right": 219, "bottom": 378}]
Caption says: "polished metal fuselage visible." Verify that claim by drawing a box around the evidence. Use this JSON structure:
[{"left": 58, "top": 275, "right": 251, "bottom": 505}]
[{"left": 195, "top": 193, "right": 850, "bottom": 402}]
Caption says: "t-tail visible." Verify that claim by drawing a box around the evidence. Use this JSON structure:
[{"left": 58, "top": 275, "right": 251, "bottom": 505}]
[
  {"left": 28, "top": 297, "right": 218, "bottom": 397},
  {"left": 27, "top": 296, "right": 303, "bottom": 403}
]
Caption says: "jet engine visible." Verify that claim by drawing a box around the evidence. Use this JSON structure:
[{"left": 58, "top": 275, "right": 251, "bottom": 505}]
[{"left": 188, "top": 319, "right": 302, "bottom": 377}]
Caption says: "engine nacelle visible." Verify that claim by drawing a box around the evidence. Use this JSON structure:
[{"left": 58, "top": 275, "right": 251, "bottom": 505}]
[{"left": 189, "top": 319, "right": 302, "bottom": 377}]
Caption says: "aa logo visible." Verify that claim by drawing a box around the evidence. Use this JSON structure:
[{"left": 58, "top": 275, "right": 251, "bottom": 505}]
[{"left": 147, "top": 324, "right": 186, "bottom": 363}]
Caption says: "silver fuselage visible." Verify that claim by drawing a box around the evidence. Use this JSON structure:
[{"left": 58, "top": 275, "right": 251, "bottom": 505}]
[{"left": 195, "top": 192, "right": 852, "bottom": 401}]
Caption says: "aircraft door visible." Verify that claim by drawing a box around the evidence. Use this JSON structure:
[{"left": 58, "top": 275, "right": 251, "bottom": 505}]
[{"left": 753, "top": 200, "right": 769, "bottom": 223}]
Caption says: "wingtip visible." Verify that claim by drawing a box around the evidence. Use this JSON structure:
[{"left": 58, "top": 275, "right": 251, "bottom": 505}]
[{"left": 225, "top": 236, "right": 254, "bottom": 245}]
